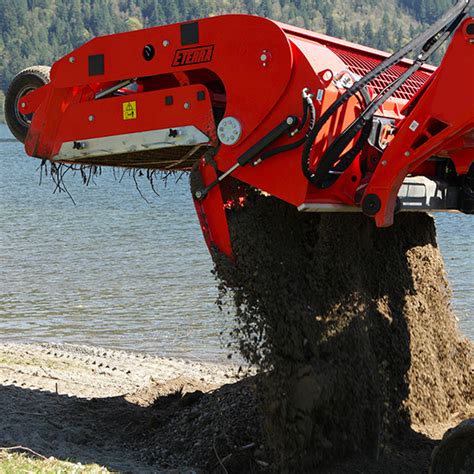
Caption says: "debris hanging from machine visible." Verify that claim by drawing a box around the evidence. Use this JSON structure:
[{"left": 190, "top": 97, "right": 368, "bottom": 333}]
[{"left": 37, "top": 160, "right": 187, "bottom": 204}]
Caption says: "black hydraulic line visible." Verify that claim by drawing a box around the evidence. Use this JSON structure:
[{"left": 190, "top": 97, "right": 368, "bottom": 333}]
[
  {"left": 261, "top": 83, "right": 372, "bottom": 163},
  {"left": 194, "top": 115, "right": 298, "bottom": 200},
  {"left": 259, "top": 90, "right": 316, "bottom": 161},
  {"left": 314, "top": 83, "right": 374, "bottom": 188},
  {"left": 291, "top": 93, "right": 310, "bottom": 136},
  {"left": 259, "top": 130, "right": 307, "bottom": 162},
  {"left": 301, "top": 0, "right": 471, "bottom": 184},
  {"left": 236, "top": 116, "right": 298, "bottom": 166},
  {"left": 315, "top": 121, "right": 374, "bottom": 189},
  {"left": 311, "top": 11, "right": 466, "bottom": 188}
]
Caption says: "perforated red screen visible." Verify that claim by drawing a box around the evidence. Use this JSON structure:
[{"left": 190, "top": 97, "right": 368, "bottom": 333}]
[{"left": 328, "top": 46, "right": 432, "bottom": 101}]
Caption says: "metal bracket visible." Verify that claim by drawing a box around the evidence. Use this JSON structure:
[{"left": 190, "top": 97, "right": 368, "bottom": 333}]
[{"left": 194, "top": 116, "right": 297, "bottom": 200}]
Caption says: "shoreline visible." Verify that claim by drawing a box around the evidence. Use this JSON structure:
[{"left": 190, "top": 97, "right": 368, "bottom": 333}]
[
  {"left": 0, "top": 342, "right": 238, "bottom": 399},
  {"left": 0, "top": 342, "right": 472, "bottom": 473},
  {"left": 0, "top": 342, "right": 244, "bottom": 473}
]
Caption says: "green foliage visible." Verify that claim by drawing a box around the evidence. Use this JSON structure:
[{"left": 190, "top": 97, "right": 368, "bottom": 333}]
[
  {"left": 0, "top": 0, "right": 454, "bottom": 93},
  {"left": 398, "top": 0, "right": 454, "bottom": 23},
  {"left": 0, "top": 450, "right": 109, "bottom": 473},
  {"left": 127, "top": 16, "right": 144, "bottom": 30}
]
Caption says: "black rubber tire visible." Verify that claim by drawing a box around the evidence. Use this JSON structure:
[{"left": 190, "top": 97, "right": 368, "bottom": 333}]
[{"left": 4, "top": 65, "right": 50, "bottom": 143}]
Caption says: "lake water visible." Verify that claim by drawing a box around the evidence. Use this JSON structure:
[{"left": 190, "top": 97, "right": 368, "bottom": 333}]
[{"left": 0, "top": 124, "right": 472, "bottom": 362}]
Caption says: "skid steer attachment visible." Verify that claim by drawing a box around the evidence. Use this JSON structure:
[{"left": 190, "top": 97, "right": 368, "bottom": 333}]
[{"left": 4, "top": 1, "right": 473, "bottom": 257}]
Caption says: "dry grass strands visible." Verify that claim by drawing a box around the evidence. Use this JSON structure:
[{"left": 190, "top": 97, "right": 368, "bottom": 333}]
[{"left": 37, "top": 160, "right": 186, "bottom": 204}]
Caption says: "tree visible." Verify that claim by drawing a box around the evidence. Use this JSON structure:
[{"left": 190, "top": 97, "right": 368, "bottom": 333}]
[
  {"left": 0, "top": 0, "right": 438, "bottom": 96},
  {"left": 363, "top": 19, "right": 375, "bottom": 46}
]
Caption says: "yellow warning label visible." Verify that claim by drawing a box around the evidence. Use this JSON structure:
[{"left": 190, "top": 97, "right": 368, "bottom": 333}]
[{"left": 123, "top": 101, "right": 137, "bottom": 120}]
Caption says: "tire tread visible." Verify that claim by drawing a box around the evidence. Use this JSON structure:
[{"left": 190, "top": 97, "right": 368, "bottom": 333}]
[{"left": 4, "top": 65, "right": 51, "bottom": 143}]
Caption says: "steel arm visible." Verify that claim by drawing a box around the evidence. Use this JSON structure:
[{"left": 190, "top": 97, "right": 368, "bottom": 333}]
[{"left": 361, "top": 18, "right": 474, "bottom": 226}]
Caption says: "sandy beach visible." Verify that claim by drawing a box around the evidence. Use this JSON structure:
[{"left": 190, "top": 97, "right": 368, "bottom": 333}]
[
  {"left": 0, "top": 343, "right": 257, "bottom": 473},
  {"left": 0, "top": 342, "right": 472, "bottom": 473}
]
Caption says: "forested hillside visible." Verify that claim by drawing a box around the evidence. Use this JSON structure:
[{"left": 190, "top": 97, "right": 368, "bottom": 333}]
[{"left": 0, "top": 0, "right": 461, "bottom": 116}]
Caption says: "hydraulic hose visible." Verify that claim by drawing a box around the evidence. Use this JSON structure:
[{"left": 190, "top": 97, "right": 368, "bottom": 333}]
[
  {"left": 259, "top": 89, "right": 316, "bottom": 161},
  {"left": 301, "top": 0, "right": 471, "bottom": 187}
]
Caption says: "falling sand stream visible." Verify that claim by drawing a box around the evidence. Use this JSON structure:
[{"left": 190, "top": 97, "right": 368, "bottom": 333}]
[{"left": 212, "top": 188, "right": 473, "bottom": 472}]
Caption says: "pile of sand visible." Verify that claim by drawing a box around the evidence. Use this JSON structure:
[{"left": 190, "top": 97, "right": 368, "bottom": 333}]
[{"left": 213, "top": 189, "right": 473, "bottom": 471}]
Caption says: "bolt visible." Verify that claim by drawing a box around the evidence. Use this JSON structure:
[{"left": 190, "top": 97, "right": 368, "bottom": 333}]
[
  {"left": 381, "top": 160, "right": 387, "bottom": 166},
  {"left": 88, "top": 115, "right": 95, "bottom": 122},
  {"left": 162, "top": 40, "right": 170, "bottom": 47},
  {"left": 184, "top": 102, "right": 190, "bottom": 109},
  {"left": 69, "top": 56, "right": 75, "bottom": 63},
  {"left": 73, "top": 141, "right": 88, "bottom": 150},
  {"left": 404, "top": 151, "right": 411, "bottom": 157},
  {"left": 21, "top": 102, "right": 26, "bottom": 108},
  {"left": 286, "top": 117, "right": 295, "bottom": 125},
  {"left": 260, "top": 53, "right": 268, "bottom": 62},
  {"left": 195, "top": 190, "right": 203, "bottom": 199}
]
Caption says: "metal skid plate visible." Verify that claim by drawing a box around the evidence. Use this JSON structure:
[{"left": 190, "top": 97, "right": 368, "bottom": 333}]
[{"left": 53, "top": 126, "right": 210, "bottom": 165}]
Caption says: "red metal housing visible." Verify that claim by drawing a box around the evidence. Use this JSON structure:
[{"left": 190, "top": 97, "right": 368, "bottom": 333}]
[{"left": 8, "top": 14, "right": 474, "bottom": 257}]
